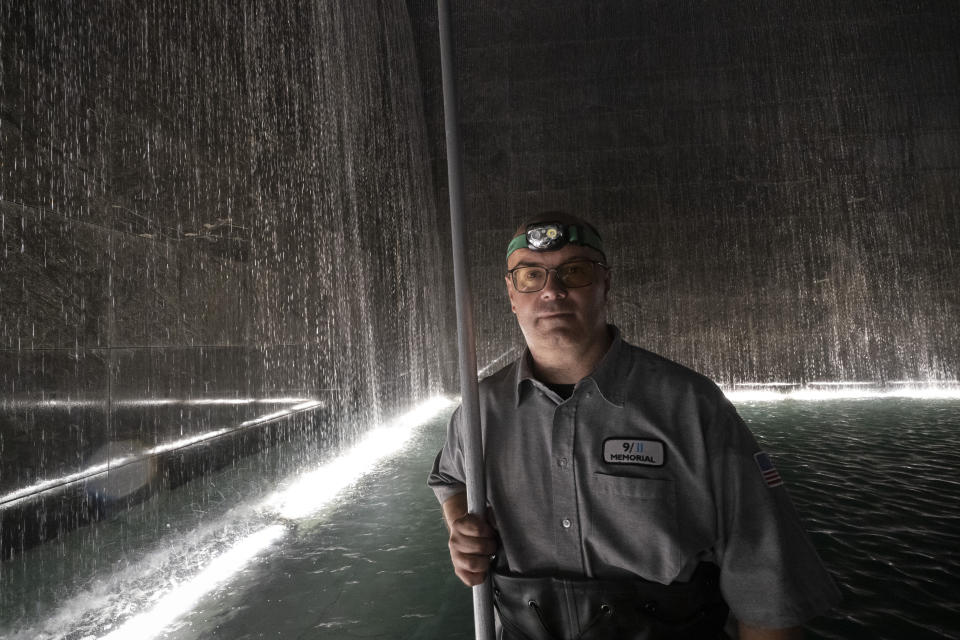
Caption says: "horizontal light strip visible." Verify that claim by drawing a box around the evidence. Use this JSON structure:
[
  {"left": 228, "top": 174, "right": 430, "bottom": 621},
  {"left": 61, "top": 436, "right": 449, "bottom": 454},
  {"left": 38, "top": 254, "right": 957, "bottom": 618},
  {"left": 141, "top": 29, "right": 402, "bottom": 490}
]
[
  {"left": 733, "top": 382, "right": 797, "bottom": 387},
  {"left": 239, "top": 399, "right": 324, "bottom": 427},
  {"left": 0, "top": 459, "right": 127, "bottom": 507},
  {"left": 478, "top": 349, "right": 518, "bottom": 377},
  {"left": 90, "top": 395, "right": 454, "bottom": 640},
  {"left": 0, "top": 396, "right": 323, "bottom": 409},
  {"left": 0, "top": 401, "right": 327, "bottom": 508},
  {"left": 725, "top": 386, "right": 960, "bottom": 402},
  {"left": 145, "top": 429, "right": 230, "bottom": 455}
]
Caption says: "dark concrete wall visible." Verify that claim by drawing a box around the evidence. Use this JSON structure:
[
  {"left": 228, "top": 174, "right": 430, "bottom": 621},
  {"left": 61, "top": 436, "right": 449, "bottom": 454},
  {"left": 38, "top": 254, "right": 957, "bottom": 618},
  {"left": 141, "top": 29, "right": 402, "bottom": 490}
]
[
  {"left": 0, "top": 0, "right": 449, "bottom": 553},
  {"left": 408, "top": 0, "right": 960, "bottom": 383}
]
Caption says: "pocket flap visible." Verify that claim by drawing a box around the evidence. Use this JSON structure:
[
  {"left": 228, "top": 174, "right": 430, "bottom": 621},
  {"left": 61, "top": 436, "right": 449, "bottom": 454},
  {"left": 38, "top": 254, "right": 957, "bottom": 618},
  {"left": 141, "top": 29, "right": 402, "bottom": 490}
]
[{"left": 592, "top": 473, "right": 672, "bottom": 499}]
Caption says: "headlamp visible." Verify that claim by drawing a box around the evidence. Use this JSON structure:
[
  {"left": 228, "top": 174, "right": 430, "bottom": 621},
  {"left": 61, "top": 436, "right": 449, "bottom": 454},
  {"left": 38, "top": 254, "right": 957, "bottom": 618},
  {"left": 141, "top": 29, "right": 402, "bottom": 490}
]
[
  {"left": 506, "top": 221, "right": 605, "bottom": 259},
  {"left": 527, "top": 223, "right": 566, "bottom": 250}
]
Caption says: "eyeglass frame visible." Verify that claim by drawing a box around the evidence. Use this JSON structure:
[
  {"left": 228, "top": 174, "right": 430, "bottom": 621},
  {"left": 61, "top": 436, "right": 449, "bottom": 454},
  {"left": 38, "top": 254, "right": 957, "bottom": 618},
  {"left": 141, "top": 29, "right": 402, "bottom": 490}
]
[{"left": 506, "top": 259, "right": 610, "bottom": 293}]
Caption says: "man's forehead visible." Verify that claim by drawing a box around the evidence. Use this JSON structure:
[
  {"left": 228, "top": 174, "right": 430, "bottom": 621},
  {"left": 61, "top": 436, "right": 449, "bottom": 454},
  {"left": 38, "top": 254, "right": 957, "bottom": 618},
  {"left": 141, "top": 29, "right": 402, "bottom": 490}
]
[{"left": 506, "top": 245, "right": 600, "bottom": 269}]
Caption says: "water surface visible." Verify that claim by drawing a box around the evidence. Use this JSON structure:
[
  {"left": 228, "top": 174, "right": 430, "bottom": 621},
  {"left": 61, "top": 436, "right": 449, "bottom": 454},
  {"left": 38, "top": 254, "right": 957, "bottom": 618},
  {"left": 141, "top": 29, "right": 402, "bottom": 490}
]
[{"left": 3, "top": 399, "right": 958, "bottom": 639}]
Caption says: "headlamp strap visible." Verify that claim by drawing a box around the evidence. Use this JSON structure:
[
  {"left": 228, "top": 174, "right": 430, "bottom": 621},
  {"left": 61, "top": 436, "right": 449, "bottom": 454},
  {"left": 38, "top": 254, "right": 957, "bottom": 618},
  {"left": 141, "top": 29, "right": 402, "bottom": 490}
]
[
  {"left": 506, "top": 222, "right": 604, "bottom": 258},
  {"left": 506, "top": 233, "right": 528, "bottom": 257}
]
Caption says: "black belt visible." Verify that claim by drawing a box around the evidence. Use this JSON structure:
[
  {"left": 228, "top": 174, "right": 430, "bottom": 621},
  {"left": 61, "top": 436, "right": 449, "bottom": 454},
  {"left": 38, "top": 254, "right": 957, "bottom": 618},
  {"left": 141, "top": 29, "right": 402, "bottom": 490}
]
[{"left": 491, "top": 563, "right": 729, "bottom": 640}]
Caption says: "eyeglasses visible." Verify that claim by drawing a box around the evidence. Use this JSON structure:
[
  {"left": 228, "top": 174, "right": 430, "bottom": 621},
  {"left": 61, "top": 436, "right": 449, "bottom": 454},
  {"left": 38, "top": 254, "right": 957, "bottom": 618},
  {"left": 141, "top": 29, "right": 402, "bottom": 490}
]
[{"left": 507, "top": 259, "right": 609, "bottom": 293}]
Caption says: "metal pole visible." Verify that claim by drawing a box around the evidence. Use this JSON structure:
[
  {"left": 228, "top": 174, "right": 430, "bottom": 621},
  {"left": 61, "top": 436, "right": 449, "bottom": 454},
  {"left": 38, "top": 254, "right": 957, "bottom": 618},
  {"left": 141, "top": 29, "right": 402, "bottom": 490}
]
[{"left": 437, "top": 1, "right": 496, "bottom": 639}]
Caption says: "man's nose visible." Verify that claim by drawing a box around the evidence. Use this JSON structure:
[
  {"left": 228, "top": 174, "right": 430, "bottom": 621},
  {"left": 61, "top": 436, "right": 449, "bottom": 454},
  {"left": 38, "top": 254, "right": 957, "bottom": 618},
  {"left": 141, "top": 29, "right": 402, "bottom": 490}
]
[{"left": 540, "top": 270, "right": 567, "bottom": 298}]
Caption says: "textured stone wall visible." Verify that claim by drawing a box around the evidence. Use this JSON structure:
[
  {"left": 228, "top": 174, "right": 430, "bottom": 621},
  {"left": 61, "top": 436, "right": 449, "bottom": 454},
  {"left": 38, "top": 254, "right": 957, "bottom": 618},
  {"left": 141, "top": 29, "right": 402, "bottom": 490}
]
[{"left": 408, "top": 0, "right": 960, "bottom": 384}]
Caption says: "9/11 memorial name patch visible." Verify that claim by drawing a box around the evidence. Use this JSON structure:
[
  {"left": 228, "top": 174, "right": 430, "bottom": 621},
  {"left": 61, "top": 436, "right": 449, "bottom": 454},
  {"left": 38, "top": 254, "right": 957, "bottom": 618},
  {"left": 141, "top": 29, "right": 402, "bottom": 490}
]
[
  {"left": 603, "top": 438, "right": 665, "bottom": 466},
  {"left": 754, "top": 451, "right": 784, "bottom": 488}
]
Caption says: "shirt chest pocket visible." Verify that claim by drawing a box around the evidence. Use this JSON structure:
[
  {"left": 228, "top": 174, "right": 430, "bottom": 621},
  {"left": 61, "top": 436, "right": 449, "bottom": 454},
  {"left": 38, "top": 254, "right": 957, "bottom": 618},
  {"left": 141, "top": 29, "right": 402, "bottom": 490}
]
[{"left": 582, "top": 473, "right": 684, "bottom": 583}]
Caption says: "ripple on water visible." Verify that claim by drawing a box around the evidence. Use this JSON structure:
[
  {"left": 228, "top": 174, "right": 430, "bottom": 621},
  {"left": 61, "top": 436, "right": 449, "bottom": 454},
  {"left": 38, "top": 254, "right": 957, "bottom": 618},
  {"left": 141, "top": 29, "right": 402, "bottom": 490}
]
[{"left": 742, "top": 399, "right": 960, "bottom": 640}]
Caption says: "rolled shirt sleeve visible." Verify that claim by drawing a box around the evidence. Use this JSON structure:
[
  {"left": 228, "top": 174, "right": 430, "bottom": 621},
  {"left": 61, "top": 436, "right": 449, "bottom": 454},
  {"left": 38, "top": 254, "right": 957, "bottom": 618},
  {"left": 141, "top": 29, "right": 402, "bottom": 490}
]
[
  {"left": 427, "top": 406, "right": 467, "bottom": 505},
  {"left": 709, "top": 406, "right": 842, "bottom": 628}
]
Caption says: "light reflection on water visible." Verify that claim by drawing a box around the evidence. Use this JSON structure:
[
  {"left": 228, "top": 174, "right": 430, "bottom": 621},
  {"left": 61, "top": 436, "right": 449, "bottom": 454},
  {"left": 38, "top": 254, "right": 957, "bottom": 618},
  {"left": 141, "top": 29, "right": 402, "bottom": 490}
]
[
  {"left": 1, "top": 399, "right": 957, "bottom": 639},
  {"left": 0, "top": 398, "right": 456, "bottom": 640},
  {"left": 167, "top": 398, "right": 960, "bottom": 640}
]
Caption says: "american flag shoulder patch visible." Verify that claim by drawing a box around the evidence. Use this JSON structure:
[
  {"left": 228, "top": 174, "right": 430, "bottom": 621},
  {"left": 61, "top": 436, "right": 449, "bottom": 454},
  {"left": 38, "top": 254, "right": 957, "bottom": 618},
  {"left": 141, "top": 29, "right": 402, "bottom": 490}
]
[{"left": 753, "top": 451, "right": 784, "bottom": 488}]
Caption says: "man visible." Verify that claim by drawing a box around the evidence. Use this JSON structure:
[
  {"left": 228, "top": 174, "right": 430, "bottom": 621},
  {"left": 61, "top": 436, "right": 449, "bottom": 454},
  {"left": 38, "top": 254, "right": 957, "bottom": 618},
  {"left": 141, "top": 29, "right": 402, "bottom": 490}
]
[{"left": 429, "top": 213, "right": 840, "bottom": 639}]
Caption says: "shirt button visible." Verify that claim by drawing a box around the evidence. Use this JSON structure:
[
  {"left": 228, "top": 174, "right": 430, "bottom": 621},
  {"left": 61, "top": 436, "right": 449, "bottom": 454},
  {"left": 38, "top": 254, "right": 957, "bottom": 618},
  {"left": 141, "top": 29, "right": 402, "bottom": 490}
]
[
  {"left": 558, "top": 457, "right": 568, "bottom": 468},
  {"left": 561, "top": 518, "right": 572, "bottom": 529}
]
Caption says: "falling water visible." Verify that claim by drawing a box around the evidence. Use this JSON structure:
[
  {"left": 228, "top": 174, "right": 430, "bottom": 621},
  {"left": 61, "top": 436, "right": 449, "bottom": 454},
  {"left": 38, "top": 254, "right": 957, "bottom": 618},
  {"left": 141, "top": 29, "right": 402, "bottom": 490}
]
[
  {"left": 2, "top": 0, "right": 959, "bottom": 638},
  {"left": 0, "top": 0, "right": 447, "bottom": 611},
  {"left": 407, "top": 2, "right": 960, "bottom": 386}
]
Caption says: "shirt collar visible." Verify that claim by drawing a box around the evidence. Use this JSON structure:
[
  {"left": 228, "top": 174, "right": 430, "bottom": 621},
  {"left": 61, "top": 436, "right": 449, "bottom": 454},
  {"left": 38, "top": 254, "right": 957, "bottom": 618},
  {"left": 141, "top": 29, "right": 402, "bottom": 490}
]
[
  {"left": 514, "top": 325, "right": 628, "bottom": 408},
  {"left": 583, "top": 325, "right": 627, "bottom": 407},
  {"left": 514, "top": 348, "right": 537, "bottom": 406}
]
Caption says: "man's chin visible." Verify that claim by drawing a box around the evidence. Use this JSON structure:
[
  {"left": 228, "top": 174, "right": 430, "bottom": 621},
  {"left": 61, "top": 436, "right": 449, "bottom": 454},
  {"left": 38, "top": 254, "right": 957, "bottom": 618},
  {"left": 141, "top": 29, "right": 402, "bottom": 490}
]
[{"left": 532, "top": 322, "right": 583, "bottom": 345}]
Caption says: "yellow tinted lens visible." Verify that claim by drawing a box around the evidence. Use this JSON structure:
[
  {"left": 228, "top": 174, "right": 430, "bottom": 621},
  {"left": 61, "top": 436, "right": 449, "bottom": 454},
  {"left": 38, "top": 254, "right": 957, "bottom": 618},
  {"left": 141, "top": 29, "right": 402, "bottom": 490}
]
[
  {"left": 515, "top": 267, "right": 547, "bottom": 291},
  {"left": 558, "top": 261, "right": 594, "bottom": 288}
]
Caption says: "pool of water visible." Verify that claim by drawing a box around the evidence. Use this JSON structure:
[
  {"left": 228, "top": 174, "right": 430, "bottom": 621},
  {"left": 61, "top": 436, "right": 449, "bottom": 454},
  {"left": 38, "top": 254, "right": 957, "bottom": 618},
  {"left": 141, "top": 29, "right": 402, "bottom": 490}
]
[
  {"left": 742, "top": 399, "right": 960, "bottom": 640},
  {"left": 2, "top": 398, "right": 958, "bottom": 639}
]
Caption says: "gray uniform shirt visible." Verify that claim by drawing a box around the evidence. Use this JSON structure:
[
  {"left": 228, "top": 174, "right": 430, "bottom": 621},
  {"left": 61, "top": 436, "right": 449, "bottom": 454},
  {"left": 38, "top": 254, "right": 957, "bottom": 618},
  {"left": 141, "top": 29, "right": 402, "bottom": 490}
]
[{"left": 429, "top": 327, "right": 841, "bottom": 629}]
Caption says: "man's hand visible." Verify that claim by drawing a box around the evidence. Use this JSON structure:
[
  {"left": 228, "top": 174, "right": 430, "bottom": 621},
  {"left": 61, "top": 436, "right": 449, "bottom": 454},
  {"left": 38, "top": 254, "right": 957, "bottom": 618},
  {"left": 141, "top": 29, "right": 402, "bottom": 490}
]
[{"left": 442, "top": 493, "right": 498, "bottom": 586}]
